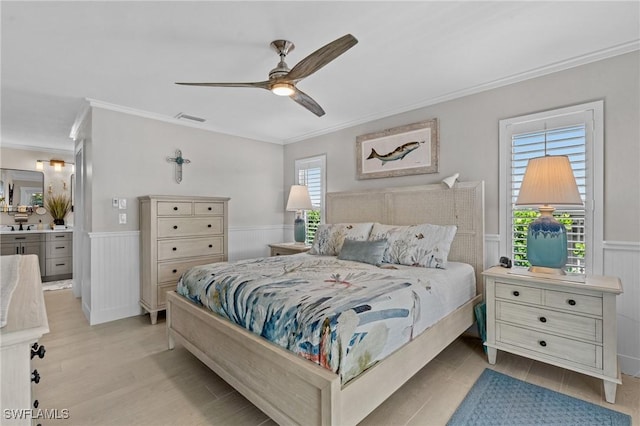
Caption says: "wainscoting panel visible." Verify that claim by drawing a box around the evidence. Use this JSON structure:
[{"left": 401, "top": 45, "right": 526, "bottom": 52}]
[
  {"left": 604, "top": 241, "right": 640, "bottom": 377},
  {"left": 228, "top": 225, "right": 285, "bottom": 261},
  {"left": 88, "top": 231, "right": 142, "bottom": 325}
]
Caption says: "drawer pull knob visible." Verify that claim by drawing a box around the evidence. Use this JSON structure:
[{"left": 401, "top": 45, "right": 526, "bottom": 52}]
[
  {"left": 173, "top": 206, "right": 178, "bottom": 211},
  {"left": 208, "top": 244, "right": 213, "bottom": 248},
  {"left": 512, "top": 291, "right": 520, "bottom": 297},
  {"left": 172, "top": 247, "right": 177, "bottom": 251},
  {"left": 567, "top": 299, "right": 576, "bottom": 306},
  {"left": 31, "top": 369, "right": 40, "bottom": 384},
  {"left": 172, "top": 269, "right": 177, "bottom": 273},
  {"left": 207, "top": 224, "right": 212, "bottom": 228},
  {"left": 31, "top": 343, "right": 46, "bottom": 359},
  {"left": 539, "top": 341, "right": 547, "bottom": 347},
  {"left": 173, "top": 225, "right": 178, "bottom": 229},
  {"left": 539, "top": 317, "right": 547, "bottom": 323},
  {"left": 33, "top": 400, "right": 39, "bottom": 409},
  {"left": 208, "top": 207, "right": 212, "bottom": 211}
]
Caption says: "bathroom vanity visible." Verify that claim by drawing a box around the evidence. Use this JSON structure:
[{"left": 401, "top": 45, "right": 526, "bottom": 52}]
[{"left": 0, "top": 229, "right": 72, "bottom": 282}]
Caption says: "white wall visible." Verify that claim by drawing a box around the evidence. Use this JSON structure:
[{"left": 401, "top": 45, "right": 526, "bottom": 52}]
[{"left": 284, "top": 51, "right": 640, "bottom": 376}]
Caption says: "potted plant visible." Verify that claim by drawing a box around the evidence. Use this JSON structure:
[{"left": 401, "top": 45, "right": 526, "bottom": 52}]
[{"left": 45, "top": 193, "right": 71, "bottom": 226}]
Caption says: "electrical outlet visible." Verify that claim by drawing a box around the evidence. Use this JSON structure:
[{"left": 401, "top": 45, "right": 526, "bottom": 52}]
[
  {"left": 112, "top": 198, "right": 119, "bottom": 208},
  {"left": 119, "top": 213, "right": 127, "bottom": 224},
  {"left": 118, "top": 198, "right": 127, "bottom": 209}
]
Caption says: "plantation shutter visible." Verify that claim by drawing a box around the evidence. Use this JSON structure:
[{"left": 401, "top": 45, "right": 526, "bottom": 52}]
[
  {"left": 511, "top": 125, "right": 587, "bottom": 273},
  {"left": 295, "top": 155, "right": 326, "bottom": 244}
]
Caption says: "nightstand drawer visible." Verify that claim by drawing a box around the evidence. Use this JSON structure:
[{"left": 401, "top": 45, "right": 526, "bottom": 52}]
[
  {"left": 495, "top": 282, "right": 542, "bottom": 304},
  {"left": 497, "top": 300, "right": 602, "bottom": 342},
  {"left": 545, "top": 290, "right": 602, "bottom": 316},
  {"left": 496, "top": 323, "right": 602, "bottom": 369}
]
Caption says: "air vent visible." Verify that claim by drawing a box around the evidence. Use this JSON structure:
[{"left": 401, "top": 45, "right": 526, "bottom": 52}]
[{"left": 174, "top": 112, "right": 206, "bottom": 123}]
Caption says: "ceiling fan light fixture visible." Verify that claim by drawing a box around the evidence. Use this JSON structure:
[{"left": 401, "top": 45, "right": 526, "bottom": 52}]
[{"left": 271, "top": 83, "right": 295, "bottom": 97}]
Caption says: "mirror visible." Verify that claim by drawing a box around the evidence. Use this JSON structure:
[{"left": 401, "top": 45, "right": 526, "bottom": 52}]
[{"left": 0, "top": 168, "right": 45, "bottom": 210}]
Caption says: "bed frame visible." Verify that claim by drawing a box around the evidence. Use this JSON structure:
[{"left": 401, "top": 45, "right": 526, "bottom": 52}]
[{"left": 166, "top": 181, "right": 485, "bottom": 425}]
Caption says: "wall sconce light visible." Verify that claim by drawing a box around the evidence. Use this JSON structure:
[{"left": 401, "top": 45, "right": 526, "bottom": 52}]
[
  {"left": 442, "top": 173, "right": 460, "bottom": 189},
  {"left": 35, "top": 159, "right": 70, "bottom": 172}
]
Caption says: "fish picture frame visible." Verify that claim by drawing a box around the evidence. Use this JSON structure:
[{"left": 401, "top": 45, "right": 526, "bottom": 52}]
[{"left": 356, "top": 118, "right": 439, "bottom": 180}]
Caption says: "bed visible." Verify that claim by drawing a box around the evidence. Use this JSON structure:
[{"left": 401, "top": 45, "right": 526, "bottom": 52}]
[{"left": 166, "top": 181, "right": 484, "bottom": 425}]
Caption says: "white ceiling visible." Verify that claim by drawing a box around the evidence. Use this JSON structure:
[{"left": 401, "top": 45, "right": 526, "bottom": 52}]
[{"left": 2, "top": 1, "right": 638, "bottom": 152}]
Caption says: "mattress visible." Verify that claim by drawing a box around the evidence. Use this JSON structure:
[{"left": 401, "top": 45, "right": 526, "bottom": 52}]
[{"left": 177, "top": 253, "right": 475, "bottom": 383}]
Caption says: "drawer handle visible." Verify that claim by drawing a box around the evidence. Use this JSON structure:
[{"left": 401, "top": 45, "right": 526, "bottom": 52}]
[
  {"left": 173, "top": 225, "right": 178, "bottom": 229},
  {"left": 512, "top": 291, "right": 520, "bottom": 297},
  {"left": 539, "top": 340, "right": 547, "bottom": 347},
  {"left": 33, "top": 400, "right": 39, "bottom": 409},
  {"left": 207, "top": 224, "right": 212, "bottom": 228},
  {"left": 31, "top": 369, "right": 40, "bottom": 384},
  {"left": 208, "top": 244, "right": 213, "bottom": 248},
  {"left": 172, "top": 269, "right": 177, "bottom": 274},
  {"left": 539, "top": 317, "right": 547, "bottom": 323},
  {"left": 208, "top": 207, "right": 212, "bottom": 211},
  {"left": 173, "top": 206, "right": 178, "bottom": 211},
  {"left": 567, "top": 299, "right": 576, "bottom": 306},
  {"left": 31, "top": 343, "right": 46, "bottom": 359},
  {"left": 55, "top": 263, "right": 65, "bottom": 266},
  {"left": 172, "top": 247, "right": 177, "bottom": 251},
  {"left": 16, "top": 237, "right": 26, "bottom": 240},
  {"left": 56, "top": 246, "right": 65, "bottom": 249}
]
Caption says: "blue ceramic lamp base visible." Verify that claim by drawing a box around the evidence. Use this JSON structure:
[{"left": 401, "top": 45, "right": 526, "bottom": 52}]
[
  {"left": 526, "top": 207, "right": 568, "bottom": 275},
  {"left": 293, "top": 214, "right": 306, "bottom": 243}
]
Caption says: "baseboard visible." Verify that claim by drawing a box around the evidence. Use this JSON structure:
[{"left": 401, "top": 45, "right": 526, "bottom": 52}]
[{"left": 618, "top": 354, "right": 640, "bottom": 378}]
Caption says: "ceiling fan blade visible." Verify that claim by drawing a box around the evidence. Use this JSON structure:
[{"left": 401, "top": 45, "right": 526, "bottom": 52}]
[
  {"left": 175, "top": 81, "right": 271, "bottom": 90},
  {"left": 290, "top": 87, "right": 325, "bottom": 117},
  {"left": 285, "top": 34, "right": 358, "bottom": 81}
]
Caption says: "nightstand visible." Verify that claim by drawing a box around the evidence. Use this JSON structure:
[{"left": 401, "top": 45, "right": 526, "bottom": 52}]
[
  {"left": 269, "top": 242, "right": 311, "bottom": 256},
  {"left": 483, "top": 266, "right": 623, "bottom": 403}
]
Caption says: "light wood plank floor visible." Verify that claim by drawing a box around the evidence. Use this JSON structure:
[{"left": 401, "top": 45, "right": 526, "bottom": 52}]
[{"left": 37, "top": 289, "right": 639, "bottom": 425}]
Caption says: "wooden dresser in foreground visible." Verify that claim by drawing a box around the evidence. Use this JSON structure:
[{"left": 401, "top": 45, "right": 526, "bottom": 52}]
[
  {"left": 483, "top": 266, "right": 622, "bottom": 403},
  {"left": 139, "top": 195, "right": 229, "bottom": 324}
]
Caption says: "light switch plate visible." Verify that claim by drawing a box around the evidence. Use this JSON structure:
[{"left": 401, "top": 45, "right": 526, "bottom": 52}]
[
  {"left": 118, "top": 198, "right": 127, "bottom": 209},
  {"left": 119, "top": 213, "right": 127, "bottom": 224}
]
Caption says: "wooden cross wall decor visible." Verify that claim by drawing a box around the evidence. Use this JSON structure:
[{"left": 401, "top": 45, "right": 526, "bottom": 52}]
[{"left": 166, "top": 149, "right": 191, "bottom": 183}]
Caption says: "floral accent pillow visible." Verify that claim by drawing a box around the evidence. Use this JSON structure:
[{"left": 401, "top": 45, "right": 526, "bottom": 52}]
[
  {"left": 368, "top": 223, "right": 457, "bottom": 268},
  {"left": 309, "top": 223, "right": 374, "bottom": 256}
]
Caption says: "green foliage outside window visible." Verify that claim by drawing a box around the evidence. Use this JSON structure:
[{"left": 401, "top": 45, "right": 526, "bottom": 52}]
[{"left": 306, "top": 210, "right": 321, "bottom": 245}]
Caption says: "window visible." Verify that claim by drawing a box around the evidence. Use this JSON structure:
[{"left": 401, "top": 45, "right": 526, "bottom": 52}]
[
  {"left": 294, "top": 155, "right": 326, "bottom": 244},
  {"left": 499, "top": 101, "right": 603, "bottom": 275}
]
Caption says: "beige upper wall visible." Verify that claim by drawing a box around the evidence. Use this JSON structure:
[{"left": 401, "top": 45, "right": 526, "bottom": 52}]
[
  {"left": 89, "top": 107, "right": 284, "bottom": 232},
  {"left": 284, "top": 51, "right": 640, "bottom": 241}
]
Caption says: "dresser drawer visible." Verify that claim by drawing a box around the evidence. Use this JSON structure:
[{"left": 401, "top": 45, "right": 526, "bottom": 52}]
[
  {"left": 157, "top": 202, "right": 192, "bottom": 216},
  {"left": 46, "top": 232, "right": 71, "bottom": 242},
  {"left": 496, "top": 323, "right": 602, "bottom": 369},
  {"left": 497, "top": 300, "right": 601, "bottom": 342},
  {"left": 495, "top": 282, "right": 543, "bottom": 305},
  {"left": 157, "top": 282, "right": 177, "bottom": 307},
  {"left": 157, "top": 217, "right": 224, "bottom": 238},
  {"left": 46, "top": 257, "right": 72, "bottom": 275},
  {"left": 157, "top": 256, "right": 224, "bottom": 283},
  {"left": 194, "top": 202, "right": 224, "bottom": 216},
  {"left": 46, "top": 241, "right": 72, "bottom": 258},
  {"left": 1, "top": 233, "right": 43, "bottom": 244},
  {"left": 545, "top": 290, "right": 602, "bottom": 316},
  {"left": 157, "top": 237, "right": 224, "bottom": 260}
]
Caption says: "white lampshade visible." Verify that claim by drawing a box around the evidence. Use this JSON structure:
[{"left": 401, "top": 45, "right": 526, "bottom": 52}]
[
  {"left": 516, "top": 156, "right": 583, "bottom": 206},
  {"left": 286, "top": 185, "right": 313, "bottom": 211}
]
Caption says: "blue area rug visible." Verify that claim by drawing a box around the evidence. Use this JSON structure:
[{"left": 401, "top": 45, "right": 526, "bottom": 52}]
[{"left": 447, "top": 369, "right": 630, "bottom": 426}]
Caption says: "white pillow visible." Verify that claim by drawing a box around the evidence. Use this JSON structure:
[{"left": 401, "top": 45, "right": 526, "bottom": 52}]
[
  {"left": 309, "top": 223, "right": 374, "bottom": 256},
  {"left": 368, "top": 223, "right": 457, "bottom": 268}
]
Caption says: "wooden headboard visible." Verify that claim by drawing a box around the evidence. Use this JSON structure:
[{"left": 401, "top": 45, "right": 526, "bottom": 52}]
[{"left": 326, "top": 181, "right": 485, "bottom": 293}]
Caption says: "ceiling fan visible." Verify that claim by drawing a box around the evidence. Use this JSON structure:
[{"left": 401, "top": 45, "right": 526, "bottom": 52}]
[{"left": 175, "top": 34, "right": 358, "bottom": 117}]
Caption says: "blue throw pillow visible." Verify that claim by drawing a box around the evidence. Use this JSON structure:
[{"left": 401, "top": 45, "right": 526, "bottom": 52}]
[{"left": 337, "top": 239, "right": 387, "bottom": 265}]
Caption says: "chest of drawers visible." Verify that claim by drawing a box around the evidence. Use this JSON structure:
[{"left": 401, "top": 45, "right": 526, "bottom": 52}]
[
  {"left": 483, "top": 266, "right": 622, "bottom": 403},
  {"left": 139, "top": 195, "right": 229, "bottom": 324}
]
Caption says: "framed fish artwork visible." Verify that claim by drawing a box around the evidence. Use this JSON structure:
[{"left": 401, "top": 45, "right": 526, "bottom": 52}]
[{"left": 356, "top": 118, "right": 439, "bottom": 179}]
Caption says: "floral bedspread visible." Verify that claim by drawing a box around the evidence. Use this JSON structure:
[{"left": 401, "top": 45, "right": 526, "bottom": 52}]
[{"left": 177, "top": 254, "right": 473, "bottom": 383}]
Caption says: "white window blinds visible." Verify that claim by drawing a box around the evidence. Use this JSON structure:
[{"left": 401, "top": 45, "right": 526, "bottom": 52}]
[{"left": 294, "top": 155, "right": 326, "bottom": 244}]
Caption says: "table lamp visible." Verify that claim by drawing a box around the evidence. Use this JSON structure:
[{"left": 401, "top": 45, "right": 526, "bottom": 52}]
[
  {"left": 286, "top": 185, "right": 313, "bottom": 243},
  {"left": 515, "top": 155, "right": 583, "bottom": 274}
]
